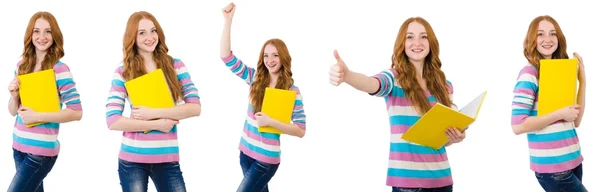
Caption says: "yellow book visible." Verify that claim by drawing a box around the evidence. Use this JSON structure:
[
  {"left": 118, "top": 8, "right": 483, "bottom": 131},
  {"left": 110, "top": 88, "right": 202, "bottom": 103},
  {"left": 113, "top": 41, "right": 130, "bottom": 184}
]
[
  {"left": 537, "top": 59, "right": 578, "bottom": 116},
  {"left": 17, "top": 69, "right": 61, "bottom": 127},
  {"left": 401, "top": 91, "right": 487, "bottom": 150},
  {"left": 124, "top": 69, "right": 175, "bottom": 133},
  {"left": 259, "top": 87, "right": 297, "bottom": 134}
]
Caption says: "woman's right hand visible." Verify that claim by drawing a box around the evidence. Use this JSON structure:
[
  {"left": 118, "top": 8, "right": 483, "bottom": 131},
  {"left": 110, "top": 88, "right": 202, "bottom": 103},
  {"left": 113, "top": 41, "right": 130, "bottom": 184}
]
[
  {"left": 154, "top": 119, "right": 179, "bottom": 133},
  {"left": 222, "top": 2, "right": 236, "bottom": 21},
  {"left": 8, "top": 77, "right": 20, "bottom": 99},
  {"left": 556, "top": 105, "right": 580, "bottom": 122}
]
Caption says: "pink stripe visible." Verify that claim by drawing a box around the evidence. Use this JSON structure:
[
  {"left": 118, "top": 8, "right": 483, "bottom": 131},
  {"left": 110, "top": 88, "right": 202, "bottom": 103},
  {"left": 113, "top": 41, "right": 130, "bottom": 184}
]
[
  {"left": 243, "top": 127, "right": 280, "bottom": 146},
  {"left": 119, "top": 151, "right": 179, "bottom": 164},
  {"left": 53, "top": 64, "right": 70, "bottom": 73},
  {"left": 512, "top": 103, "right": 531, "bottom": 108},
  {"left": 59, "top": 83, "right": 75, "bottom": 91},
  {"left": 66, "top": 103, "right": 82, "bottom": 111},
  {"left": 512, "top": 115, "right": 527, "bottom": 125},
  {"left": 107, "top": 103, "right": 123, "bottom": 108},
  {"left": 221, "top": 51, "right": 235, "bottom": 62},
  {"left": 106, "top": 115, "right": 121, "bottom": 128},
  {"left": 530, "top": 156, "right": 583, "bottom": 173},
  {"left": 520, "top": 65, "right": 538, "bottom": 76},
  {"left": 173, "top": 60, "right": 185, "bottom": 68},
  {"left": 239, "top": 145, "right": 280, "bottom": 164},
  {"left": 184, "top": 98, "right": 200, "bottom": 104},
  {"left": 514, "top": 88, "right": 535, "bottom": 95},
  {"left": 294, "top": 122, "right": 306, "bottom": 130},
  {"left": 386, "top": 176, "right": 453, "bottom": 188},
  {"left": 14, "top": 123, "right": 59, "bottom": 134},
  {"left": 293, "top": 105, "right": 302, "bottom": 110},
  {"left": 111, "top": 86, "right": 126, "bottom": 92},
  {"left": 13, "top": 142, "right": 59, "bottom": 157},
  {"left": 180, "top": 78, "right": 192, "bottom": 84},
  {"left": 391, "top": 125, "right": 411, "bottom": 134},
  {"left": 387, "top": 96, "right": 412, "bottom": 106},
  {"left": 528, "top": 137, "right": 580, "bottom": 149},
  {"left": 389, "top": 152, "right": 448, "bottom": 162},
  {"left": 123, "top": 132, "right": 178, "bottom": 141}
]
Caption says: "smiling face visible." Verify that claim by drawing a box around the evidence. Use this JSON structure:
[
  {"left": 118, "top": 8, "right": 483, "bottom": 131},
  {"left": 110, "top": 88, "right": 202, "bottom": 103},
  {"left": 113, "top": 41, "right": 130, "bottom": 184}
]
[
  {"left": 536, "top": 20, "right": 559, "bottom": 59},
  {"left": 31, "top": 18, "right": 53, "bottom": 53},
  {"left": 404, "top": 22, "right": 430, "bottom": 64},
  {"left": 136, "top": 18, "right": 159, "bottom": 54},
  {"left": 263, "top": 44, "right": 282, "bottom": 74}
]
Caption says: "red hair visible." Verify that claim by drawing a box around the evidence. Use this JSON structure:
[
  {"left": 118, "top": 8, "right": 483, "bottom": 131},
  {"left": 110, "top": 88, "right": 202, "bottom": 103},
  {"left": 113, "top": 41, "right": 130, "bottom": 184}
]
[
  {"left": 523, "top": 15, "right": 569, "bottom": 71},
  {"left": 18, "top": 11, "right": 64, "bottom": 75}
]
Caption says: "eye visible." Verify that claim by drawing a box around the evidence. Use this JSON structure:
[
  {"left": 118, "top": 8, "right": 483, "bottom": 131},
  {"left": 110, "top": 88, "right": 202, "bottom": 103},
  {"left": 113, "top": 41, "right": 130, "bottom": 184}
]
[
  {"left": 551, "top": 32, "right": 557, "bottom": 36},
  {"left": 421, "top": 35, "right": 428, "bottom": 39},
  {"left": 152, "top": 29, "right": 157, "bottom": 33},
  {"left": 139, "top": 32, "right": 145, "bottom": 35},
  {"left": 406, "top": 36, "right": 413, "bottom": 39},
  {"left": 537, "top": 33, "right": 543, "bottom": 36},
  {"left": 274, "top": 54, "right": 279, "bottom": 57}
]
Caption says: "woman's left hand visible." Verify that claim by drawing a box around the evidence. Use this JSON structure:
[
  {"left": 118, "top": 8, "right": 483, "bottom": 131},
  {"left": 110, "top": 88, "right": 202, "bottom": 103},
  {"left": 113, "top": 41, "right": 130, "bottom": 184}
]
[
  {"left": 254, "top": 112, "right": 274, "bottom": 127},
  {"left": 446, "top": 127, "right": 466, "bottom": 144}
]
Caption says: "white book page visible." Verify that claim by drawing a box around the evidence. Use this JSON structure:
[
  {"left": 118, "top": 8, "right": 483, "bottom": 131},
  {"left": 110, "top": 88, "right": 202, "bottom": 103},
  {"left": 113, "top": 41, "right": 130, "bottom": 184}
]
[{"left": 459, "top": 91, "right": 487, "bottom": 118}]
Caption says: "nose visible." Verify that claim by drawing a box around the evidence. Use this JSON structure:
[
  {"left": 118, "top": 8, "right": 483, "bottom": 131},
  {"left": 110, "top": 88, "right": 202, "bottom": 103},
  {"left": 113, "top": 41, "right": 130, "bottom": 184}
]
[{"left": 266, "top": 56, "right": 274, "bottom": 63}]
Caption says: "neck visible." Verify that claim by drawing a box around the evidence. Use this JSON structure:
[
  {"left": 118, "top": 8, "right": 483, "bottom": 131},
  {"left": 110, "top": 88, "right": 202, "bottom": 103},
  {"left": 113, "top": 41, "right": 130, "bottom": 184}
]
[
  {"left": 35, "top": 50, "right": 47, "bottom": 66},
  {"left": 139, "top": 50, "right": 154, "bottom": 68},
  {"left": 269, "top": 73, "right": 279, "bottom": 87},
  {"left": 411, "top": 60, "right": 424, "bottom": 79}
]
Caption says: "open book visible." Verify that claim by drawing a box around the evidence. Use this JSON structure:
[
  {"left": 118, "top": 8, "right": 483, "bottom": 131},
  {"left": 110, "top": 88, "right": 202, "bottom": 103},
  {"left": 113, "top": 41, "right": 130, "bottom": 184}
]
[
  {"left": 401, "top": 91, "right": 487, "bottom": 150},
  {"left": 537, "top": 59, "right": 578, "bottom": 116},
  {"left": 259, "top": 87, "right": 297, "bottom": 134},
  {"left": 124, "top": 69, "right": 175, "bottom": 134},
  {"left": 17, "top": 69, "right": 61, "bottom": 127}
]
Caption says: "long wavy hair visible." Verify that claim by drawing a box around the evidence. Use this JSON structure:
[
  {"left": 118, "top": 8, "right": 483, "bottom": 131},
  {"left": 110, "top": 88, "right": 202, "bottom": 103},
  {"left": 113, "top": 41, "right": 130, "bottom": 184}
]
[
  {"left": 391, "top": 17, "right": 452, "bottom": 115},
  {"left": 121, "top": 11, "right": 183, "bottom": 102},
  {"left": 249, "top": 39, "right": 294, "bottom": 113},
  {"left": 18, "top": 11, "right": 64, "bottom": 75},
  {"left": 523, "top": 15, "right": 569, "bottom": 71}
]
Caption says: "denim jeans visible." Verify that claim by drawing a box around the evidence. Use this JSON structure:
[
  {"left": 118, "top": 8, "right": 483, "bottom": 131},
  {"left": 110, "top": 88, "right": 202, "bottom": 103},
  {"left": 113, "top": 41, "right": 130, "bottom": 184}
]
[
  {"left": 392, "top": 185, "right": 452, "bottom": 192},
  {"left": 7, "top": 148, "right": 58, "bottom": 192},
  {"left": 535, "top": 163, "right": 587, "bottom": 192},
  {"left": 237, "top": 151, "right": 280, "bottom": 192},
  {"left": 118, "top": 159, "right": 187, "bottom": 192}
]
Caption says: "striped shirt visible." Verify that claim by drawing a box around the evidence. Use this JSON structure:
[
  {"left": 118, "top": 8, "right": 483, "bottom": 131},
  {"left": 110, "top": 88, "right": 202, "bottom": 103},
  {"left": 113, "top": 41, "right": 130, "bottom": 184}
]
[
  {"left": 105, "top": 58, "right": 200, "bottom": 164},
  {"left": 511, "top": 64, "right": 583, "bottom": 173},
  {"left": 12, "top": 61, "right": 83, "bottom": 157},
  {"left": 371, "top": 68, "right": 454, "bottom": 188},
  {"left": 221, "top": 51, "right": 306, "bottom": 164}
]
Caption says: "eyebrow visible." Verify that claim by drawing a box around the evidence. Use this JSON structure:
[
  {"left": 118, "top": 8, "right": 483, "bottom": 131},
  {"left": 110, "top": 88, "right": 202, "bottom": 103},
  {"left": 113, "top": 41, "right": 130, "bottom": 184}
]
[
  {"left": 538, "top": 30, "right": 556, "bottom": 32},
  {"left": 406, "top": 32, "right": 427, "bottom": 35},
  {"left": 138, "top": 27, "right": 156, "bottom": 32}
]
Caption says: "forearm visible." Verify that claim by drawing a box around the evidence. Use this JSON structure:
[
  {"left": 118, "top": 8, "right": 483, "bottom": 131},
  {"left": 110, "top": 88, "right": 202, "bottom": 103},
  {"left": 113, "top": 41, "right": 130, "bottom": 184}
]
[
  {"left": 156, "top": 103, "right": 201, "bottom": 120},
  {"left": 512, "top": 113, "right": 562, "bottom": 135},
  {"left": 345, "top": 70, "right": 380, "bottom": 94},
  {"left": 8, "top": 97, "right": 20, "bottom": 116},
  {"left": 272, "top": 121, "right": 305, "bottom": 138},
  {"left": 109, "top": 117, "right": 156, "bottom": 132},
  {"left": 37, "top": 108, "right": 82, "bottom": 123},
  {"left": 574, "top": 82, "right": 586, "bottom": 127},
  {"left": 220, "top": 20, "right": 232, "bottom": 58}
]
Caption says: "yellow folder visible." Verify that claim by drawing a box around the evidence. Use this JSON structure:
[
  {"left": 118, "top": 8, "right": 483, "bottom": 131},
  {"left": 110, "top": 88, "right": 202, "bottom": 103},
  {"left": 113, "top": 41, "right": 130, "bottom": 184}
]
[
  {"left": 537, "top": 59, "right": 578, "bottom": 116},
  {"left": 259, "top": 87, "right": 297, "bottom": 134},
  {"left": 17, "top": 69, "right": 61, "bottom": 127},
  {"left": 401, "top": 91, "right": 487, "bottom": 150},
  {"left": 124, "top": 69, "right": 175, "bottom": 133}
]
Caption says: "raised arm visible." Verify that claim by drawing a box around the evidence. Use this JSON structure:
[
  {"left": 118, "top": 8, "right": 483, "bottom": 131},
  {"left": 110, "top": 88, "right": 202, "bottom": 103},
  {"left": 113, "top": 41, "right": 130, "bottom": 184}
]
[
  {"left": 106, "top": 67, "right": 175, "bottom": 132},
  {"left": 329, "top": 50, "right": 381, "bottom": 94},
  {"left": 220, "top": 3, "right": 255, "bottom": 85},
  {"left": 34, "top": 63, "right": 82, "bottom": 123}
]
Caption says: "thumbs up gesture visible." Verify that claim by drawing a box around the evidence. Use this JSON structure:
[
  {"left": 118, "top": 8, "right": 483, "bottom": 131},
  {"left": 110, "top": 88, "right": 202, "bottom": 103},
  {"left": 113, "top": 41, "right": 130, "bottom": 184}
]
[{"left": 329, "top": 50, "right": 348, "bottom": 86}]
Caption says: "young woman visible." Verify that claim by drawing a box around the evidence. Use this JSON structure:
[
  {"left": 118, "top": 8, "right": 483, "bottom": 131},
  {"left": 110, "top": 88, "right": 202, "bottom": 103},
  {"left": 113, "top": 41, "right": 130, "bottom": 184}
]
[
  {"left": 220, "top": 3, "right": 307, "bottom": 192},
  {"left": 329, "top": 17, "right": 465, "bottom": 192},
  {"left": 7, "top": 11, "right": 83, "bottom": 192},
  {"left": 104, "top": 11, "right": 201, "bottom": 192},
  {"left": 510, "top": 15, "right": 587, "bottom": 192}
]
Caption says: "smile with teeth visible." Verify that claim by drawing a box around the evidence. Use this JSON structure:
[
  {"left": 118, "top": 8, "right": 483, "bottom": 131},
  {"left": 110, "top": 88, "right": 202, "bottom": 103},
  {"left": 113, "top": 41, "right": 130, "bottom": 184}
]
[
  {"left": 412, "top": 48, "right": 423, "bottom": 53},
  {"left": 37, "top": 41, "right": 48, "bottom": 45},
  {"left": 541, "top": 45, "right": 553, "bottom": 49},
  {"left": 144, "top": 42, "right": 154, "bottom": 46},
  {"left": 267, "top": 63, "right": 276, "bottom": 68}
]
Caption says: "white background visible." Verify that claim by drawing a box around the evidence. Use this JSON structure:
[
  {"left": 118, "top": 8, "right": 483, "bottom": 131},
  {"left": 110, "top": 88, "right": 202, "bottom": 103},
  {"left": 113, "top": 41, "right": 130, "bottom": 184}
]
[{"left": 0, "top": 0, "right": 598, "bottom": 191}]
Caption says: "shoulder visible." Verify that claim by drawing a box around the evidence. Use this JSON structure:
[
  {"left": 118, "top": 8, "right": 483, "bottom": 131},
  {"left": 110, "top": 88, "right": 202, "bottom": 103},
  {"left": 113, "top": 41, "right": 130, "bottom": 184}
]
[
  {"left": 290, "top": 85, "right": 304, "bottom": 95},
  {"left": 113, "top": 63, "right": 125, "bottom": 75},
  {"left": 518, "top": 64, "right": 538, "bottom": 78},
  {"left": 52, "top": 61, "right": 73, "bottom": 73},
  {"left": 445, "top": 79, "right": 453, "bottom": 93}
]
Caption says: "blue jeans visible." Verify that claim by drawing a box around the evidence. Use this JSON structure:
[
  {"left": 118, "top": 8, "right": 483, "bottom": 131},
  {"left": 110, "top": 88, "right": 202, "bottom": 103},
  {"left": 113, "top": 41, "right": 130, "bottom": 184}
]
[
  {"left": 237, "top": 151, "right": 280, "bottom": 192},
  {"left": 8, "top": 148, "right": 58, "bottom": 192},
  {"left": 118, "top": 159, "right": 187, "bottom": 192},
  {"left": 535, "top": 163, "right": 587, "bottom": 192},
  {"left": 392, "top": 185, "right": 452, "bottom": 192}
]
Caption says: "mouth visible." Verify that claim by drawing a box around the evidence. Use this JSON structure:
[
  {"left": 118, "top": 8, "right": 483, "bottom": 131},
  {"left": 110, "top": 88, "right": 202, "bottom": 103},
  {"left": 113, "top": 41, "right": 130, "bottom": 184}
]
[
  {"left": 411, "top": 48, "right": 424, "bottom": 53},
  {"left": 144, "top": 41, "right": 155, "bottom": 46},
  {"left": 266, "top": 63, "right": 277, "bottom": 68},
  {"left": 37, "top": 41, "right": 48, "bottom": 46},
  {"left": 541, "top": 44, "right": 553, "bottom": 49}
]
